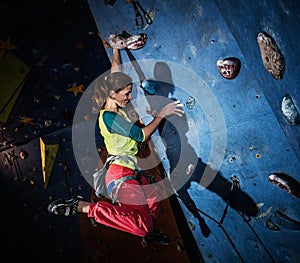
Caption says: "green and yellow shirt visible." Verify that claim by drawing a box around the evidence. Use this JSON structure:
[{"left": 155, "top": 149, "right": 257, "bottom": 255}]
[{"left": 98, "top": 109, "right": 145, "bottom": 170}]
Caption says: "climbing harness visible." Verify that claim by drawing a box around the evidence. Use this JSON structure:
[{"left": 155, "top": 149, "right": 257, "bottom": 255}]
[
  {"left": 94, "top": 154, "right": 157, "bottom": 202},
  {"left": 107, "top": 174, "right": 137, "bottom": 204},
  {"left": 131, "top": 0, "right": 153, "bottom": 28},
  {"left": 93, "top": 155, "right": 116, "bottom": 199},
  {"left": 93, "top": 154, "right": 162, "bottom": 205}
]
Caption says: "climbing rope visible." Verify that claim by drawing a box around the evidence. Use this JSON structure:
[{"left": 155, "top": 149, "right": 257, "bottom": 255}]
[{"left": 171, "top": 175, "right": 275, "bottom": 263}]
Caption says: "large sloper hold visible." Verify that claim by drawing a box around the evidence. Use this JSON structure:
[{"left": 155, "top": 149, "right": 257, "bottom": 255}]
[
  {"left": 268, "top": 172, "right": 300, "bottom": 198},
  {"left": 257, "top": 31, "right": 285, "bottom": 80}
]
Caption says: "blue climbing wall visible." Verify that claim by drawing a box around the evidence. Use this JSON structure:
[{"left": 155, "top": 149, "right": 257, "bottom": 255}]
[{"left": 87, "top": 0, "right": 300, "bottom": 262}]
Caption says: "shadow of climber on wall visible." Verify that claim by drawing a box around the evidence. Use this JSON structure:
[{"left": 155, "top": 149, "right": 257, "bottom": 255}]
[
  {"left": 150, "top": 61, "right": 259, "bottom": 238},
  {"left": 124, "top": 50, "right": 259, "bottom": 238}
]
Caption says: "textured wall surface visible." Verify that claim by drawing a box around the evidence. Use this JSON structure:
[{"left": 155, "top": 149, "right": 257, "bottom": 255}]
[{"left": 88, "top": 0, "right": 300, "bottom": 262}]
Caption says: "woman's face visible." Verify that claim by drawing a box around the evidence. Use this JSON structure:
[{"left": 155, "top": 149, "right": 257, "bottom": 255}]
[{"left": 114, "top": 84, "right": 132, "bottom": 108}]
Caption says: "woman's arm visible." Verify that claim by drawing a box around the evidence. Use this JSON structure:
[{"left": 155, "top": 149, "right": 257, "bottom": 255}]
[
  {"left": 142, "top": 100, "right": 184, "bottom": 140},
  {"left": 111, "top": 48, "right": 122, "bottom": 73},
  {"left": 102, "top": 100, "right": 184, "bottom": 142},
  {"left": 102, "top": 111, "right": 145, "bottom": 142}
]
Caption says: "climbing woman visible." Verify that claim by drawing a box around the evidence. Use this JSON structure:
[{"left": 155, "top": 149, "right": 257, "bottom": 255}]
[{"left": 47, "top": 47, "right": 184, "bottom": 240}]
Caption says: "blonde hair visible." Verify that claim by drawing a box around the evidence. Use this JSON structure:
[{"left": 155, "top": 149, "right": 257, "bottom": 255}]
[{"left": 93, "top": 72, "right": 132, "bottom": 112}]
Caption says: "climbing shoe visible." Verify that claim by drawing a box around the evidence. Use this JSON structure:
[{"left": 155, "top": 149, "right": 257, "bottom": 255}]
[
  {"left": 142, "top": 230, "right": 170, "bottom": 247},
  {"left": 47, "top": 196, "right": 83, "bottom": 216}
]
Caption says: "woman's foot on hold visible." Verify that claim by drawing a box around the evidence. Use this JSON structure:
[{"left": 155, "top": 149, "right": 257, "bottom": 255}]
[{"left": 47, "top": 196, "right": 83, "bottom": 216}]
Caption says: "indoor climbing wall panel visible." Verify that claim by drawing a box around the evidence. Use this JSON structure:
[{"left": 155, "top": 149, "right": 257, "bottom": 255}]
[
  {"left": 87, "top": 0, "right": 300, "bottom": 262},
  {"left": 213, "top": 0, "right": 300, "bottom": 161}
]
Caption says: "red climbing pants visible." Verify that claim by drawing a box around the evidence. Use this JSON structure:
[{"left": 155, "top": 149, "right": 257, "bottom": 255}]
[{"left": 88, "top": 164, "right": 162, "bottom": 237}]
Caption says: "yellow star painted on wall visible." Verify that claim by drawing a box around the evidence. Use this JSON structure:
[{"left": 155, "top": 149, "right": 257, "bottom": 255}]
[
  {"left": 75, "top": 42, "right": 85, "bottom": 51},
  {"left": 66, "top": 83, "right": 85, "bottom": 96},
  {"left": 63, "top": 18, "right": 72, "bottom": 25},
  {"left": 0, "top": 37, "right": 19, "bottom": 60},
  {"left": 36, "top": 60, "right": 44, "bottom": 67},
  {"left": 18, "top": 117, "right": 34, "bottom": 125},
  {"left": 0, "top": 37, "right": 18, "bottom": 51}
]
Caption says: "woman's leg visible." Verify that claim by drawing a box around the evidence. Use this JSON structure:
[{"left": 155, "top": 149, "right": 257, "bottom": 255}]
[
  {"left": 138, "top": 174, "right": 163, "bottom": 220},
  {"left": 85, "top": 164, "right": 154, "bottom": 237},
  {"left": 86, "top": 200, "right": 153, "bottom": 237}
]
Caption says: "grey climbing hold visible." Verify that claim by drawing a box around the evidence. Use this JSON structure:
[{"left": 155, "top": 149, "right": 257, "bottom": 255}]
[
  {"left": 186, "top": 96, "right": 195, "bottom": 109},
  {"left": 281, "top": 94, "right": 300, "bottom": 125}
]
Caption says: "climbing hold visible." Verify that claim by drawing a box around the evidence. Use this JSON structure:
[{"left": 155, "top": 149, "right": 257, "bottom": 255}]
[
  {"left": 44, "top": 120, "right": 52, "bottom": 127},
  {"left": 141, "top": 79, "right": 157, "bottom": 95},
  {"left": 187, "top": 220, "right": 195, "bottom": 230},
  {"left": 19, "top": 149, "right": 29, "bottom": 159},
  {"left": 173, "top": 237, "right": 184, "bottom": 253},
  {"left": 257, "top": 31, "right": 285, "bottom": 80},
  {"left": 216, "top": 57, "right": 241, "bottom": 80},
  {"left": 266, "top": 217, "right": 280, "bottom": 231},
  {"left": 108, "top": 31, "right": 147, "bottom": 50},
  {"left": 281, "top": 94, "right": 300, "bottom": 125},
  {"left": 186, "top": 96, "right": 195, "bottom": 109},
  {"left": 255, "top": 205, "right": 272, "bottom": 219},
  {"left": 268, "top": 172, "right": 300, "bottom": 198},
  {"left": 266, "top": 210, "right": 300, "bottom": 231}
]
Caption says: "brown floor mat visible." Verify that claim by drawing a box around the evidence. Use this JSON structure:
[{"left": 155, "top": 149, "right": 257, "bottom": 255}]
[
  {"left": 79, "top": 195, "right": 190, "bottom": 263},
  {"left": 79, "top": 141, "right": 191, "bottom": 263}
]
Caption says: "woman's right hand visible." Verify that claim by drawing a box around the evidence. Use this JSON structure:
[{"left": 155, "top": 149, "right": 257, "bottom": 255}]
[
  {"left": 143, "top": 100, "right": 184, "bottom": 140},
  {"left": 158, "top": 100, "right": 184, "bottom": 118}
]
